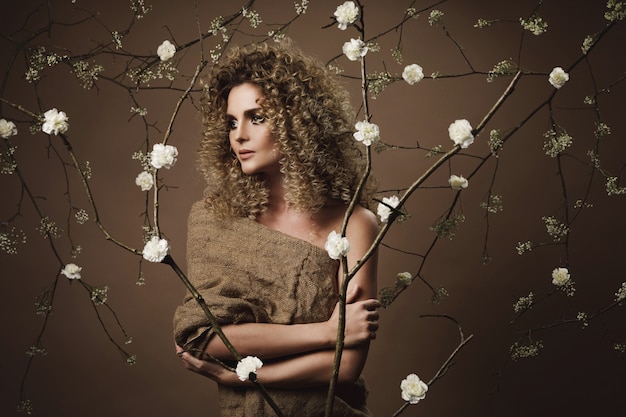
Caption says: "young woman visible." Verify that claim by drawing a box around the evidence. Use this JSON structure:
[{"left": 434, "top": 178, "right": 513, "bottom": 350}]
[{"left": 173, "top": 41, "right": 380, "bottom": 416}]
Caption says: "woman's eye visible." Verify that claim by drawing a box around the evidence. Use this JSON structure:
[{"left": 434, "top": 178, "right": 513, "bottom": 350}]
[
  {"left": 227, "top": 119, "right": 238, "bottom": 129},
  {"left": 251, "top": 114, "right": 265, "bottom": 124}
]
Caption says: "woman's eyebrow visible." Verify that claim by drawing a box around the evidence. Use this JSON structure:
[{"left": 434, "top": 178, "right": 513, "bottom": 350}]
[{"left": 225, "top": 107, "right": 262, "bottom": 119}]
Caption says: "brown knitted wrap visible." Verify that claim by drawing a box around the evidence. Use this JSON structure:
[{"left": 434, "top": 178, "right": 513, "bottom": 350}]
[{"left": 173, "top": 201, "right": 371, "bottom": 417}]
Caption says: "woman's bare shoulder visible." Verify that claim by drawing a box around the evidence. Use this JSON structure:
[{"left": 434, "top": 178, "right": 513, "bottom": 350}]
[{"left": 320, "top": 203, "right": 378, "bottom": 239}]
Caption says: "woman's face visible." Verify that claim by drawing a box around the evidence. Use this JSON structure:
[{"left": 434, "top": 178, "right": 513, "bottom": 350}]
[{"left": 227, "top": 83, "right": 281, "bottom": 176}]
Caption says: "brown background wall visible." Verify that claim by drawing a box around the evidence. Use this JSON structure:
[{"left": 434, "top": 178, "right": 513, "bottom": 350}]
[{"left": 1, "top": 1, "right": 625, "bottom": 416}]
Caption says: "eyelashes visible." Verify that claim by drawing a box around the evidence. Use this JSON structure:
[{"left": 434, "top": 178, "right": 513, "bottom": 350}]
[
  {"left": 251, "top": 114, "right": 265, "bottom": 124},
  {"left": 227, "top": 113, "right": 266, "bottom": 130}
]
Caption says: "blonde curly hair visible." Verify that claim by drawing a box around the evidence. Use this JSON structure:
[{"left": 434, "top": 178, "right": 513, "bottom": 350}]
[{"left": 198, "top": 41, "right": 376, "bottom": 218}]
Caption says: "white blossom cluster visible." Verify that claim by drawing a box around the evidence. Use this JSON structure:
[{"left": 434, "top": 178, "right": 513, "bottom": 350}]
[
  {"left": 400, "top": 373, "right": 428, "bottom": 404},
  {"left": 605, "top": 0, "right": 626, "bottom": 22},
  {"left": 606, "top": 176, "right": 626, "bottom": 195},
  {"left": 135, "top": 171, "right": 154, "bottom": 191},
  {"left": 61, "top": 263, "right": 82, "bottom": 279},
  {"left": 25, "top": 46, "right": 67, "bottom": 82},
  {"left": 0, "top": 118, "right": 18, "bottom": 138},
  {"left": 242, "top": 7, "right": 262, "bottom": 28},
  {"left": 127, "top": 60, "right": 178, "bottom": 85},
  {"left": 377, "top": 195, "right": 400, "bottom": 223},
  {"left": 42, "top": 108, "right": 69, "bottom": 135},
  {"left": 157, "top": 40, "right": 176, "bottom": 61},
  {"left": 72, "top": 60, "right": 104, "bottom": 89},
  {"left": 342, "top": 38, "right": 368, "bottom": 61},
  {"left": 294, "top": 0, "right": 309, "bottom": 15},
  {"left": 130, "top": 0, "right": 152, "bottom": 18},
  {"left": 74, "top": 209, "right": 89, "bottom": 224},
  {"left": 0, "top": 141, "right": 17, "bottom": 174},
  {"left": 16, "top": 400, "right": 33, "bottom": 415},
  {"left": 26, "top": 345, "right": 47, "bottom": 357},
  {"left": 552, "top": 267, "right": 576, "bottom": 296},
  {"left": 488, "top": 129, "right": 503, "bottom": 155},
  {"left": 487, "top": 59, "right": 516, "bottom": 82},
  {"left": 150, "top": 143, "right": 178, "bottom": 169},
  {"left": 112, "top": 30, "right": 124, "bottom": 49},
  {"left": 142, "top": 236, "right": 170, "bottom": 263},
  {"left": 334, "top": 1, "right": 359, "bottom": 30},
  {"left": 90, "top": 285, "right": 109, "bottom": 305},
  {"left": 595, "top": 122, "right": 611, "bottom": 138},
  {"left": 425, "top": 145, "right": 443, "bottom": 158},
  {"left": 474, "top": 18, "right": 492, "bottom": 28},
  {"left": 324, "top": 230, "right": 350, "bottom": 260},
  {"left": 480, "top": 194, "right": 503, "bottom": 214},
  {"left": 428, "top": 10, "right": 444, "bottom": 26},
  {"left": 448, "top": 119, "right": 474, "bottom": 149},
  {"left": 542, "top": 216, "right": 569, "bottom": 241},
  {"left": 0, "top": 227, "right": 27, "bottom": 255},
  {"left": 520, "top": 15, "right": 548, "bottom": 35},
  {"left": 353, "top": 120, "right": 380, "bottom": 146},
  {"left": 551, "top": 267, "right": 570, "bottom": 286},
  {"left": 448, "top": 175, "right": 468, "bottom": 190},
  {"left": 402, "top": 64, "right": 424, "bottom": 85},
  {"left": 236, "top": 356, "right": 263, "bottom": 381},
  {"left": 510, "top": 340, "right": 543, "bottom": 360},
  {"left": 513, "top": 292, "right": 534, "bottom": 313},
  {"left": 429, "top": 213, "right": 465, "bottom": 240},
  {"left": 581, "top": 35, "right": 595, "bottom": 54},
  {"left": 38, "top": 216, "right": 62, "bottom": 239},
  {"left": 548, "top": 67, "right": 569, "bottom": 89},
  {"left": 367, "top": 71, "right": 392, "bottom": 98},
  {"left": 431, "top": 287, "right": 449, "bottom": 304},
  {"left": 516, "top": 241, "right": 533, "bottom": 255}
]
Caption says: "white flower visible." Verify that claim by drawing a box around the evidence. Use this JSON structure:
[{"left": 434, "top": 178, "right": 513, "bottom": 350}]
[
  {"left": 548, "top": 66, "right": 569, "bottom": 89},
  {"left": 334, "top": 1, "right": 359, "bottom": 30},
  {"left": 400, "top": 373, "right": 428, "bottom": 404},
  {"left": 448, "top": 174, "right": 469, "bottom": 190},
  {"left": 150, "top": 143, "right": 178, "bottom": 169},
  {"left": 325, "top": 230, "right": 350, "bottom": 260},
  {"left": 342, "top": 38, "right": 368, "bottom": 61},
  {"left": 448, "top": 119, "right": 474, "bottom": 149},
  {"left": 135, "top": 171, "right": 154, "bottom": 191},
  {"left": 397, "top": 271, "right": 413, "bottom": 287},
  {"left": 142, "top": 236, "right": 170, "bottom": 263},
  {"left": 157, "top": 40, "right": 176, "bottom": 61},
  {"left": 402, "top": 64, "right": 424, "bottom": 85},
  {"left": 0, "top": 118, "right": 17, "bottom": 138},
  {"left": 377, "top": 195, "right": 400, "bottom": 223},
  {"left": 353, "top": 120, "right": 380, "bottom": 146},
  {"left": 42, "top": 108, "right": 69, "bottom": 135},
  {"left": 61, "top": 263, "right": 82, "bottom": 280},
  {"left": 236, "top": 356, "right": 263, "bottom": 381},
  {"left": 551, "top": 267, "right": 570, "bottom": 286}
]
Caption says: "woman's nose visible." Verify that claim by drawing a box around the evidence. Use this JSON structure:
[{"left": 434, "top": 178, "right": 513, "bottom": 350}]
[{"left": 234, "top": 124, "right": 249, "bottom": 143}]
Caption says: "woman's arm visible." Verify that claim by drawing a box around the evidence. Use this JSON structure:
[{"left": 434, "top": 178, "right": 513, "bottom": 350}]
[
  {"left": 179, "top": 206, "right": 380, "bottom": 384},
  {"left": 201, "top": 206, "right": 380, "bottom": 362},
  {"left": 178, "top": 344, "right": 368, "bottom": 388},
  {"left": 203, "top": 296, "right": 378, "bottom": 361}
]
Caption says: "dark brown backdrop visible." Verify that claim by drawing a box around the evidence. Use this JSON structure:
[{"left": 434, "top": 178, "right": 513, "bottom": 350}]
[{"left": 1, "top": 1, "right": 625, "bottom": 416}]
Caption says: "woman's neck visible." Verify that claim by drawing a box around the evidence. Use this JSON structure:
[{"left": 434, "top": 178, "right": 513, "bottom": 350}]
[{"left": 264, "top": 173, "right": 289, "bottom": 215}]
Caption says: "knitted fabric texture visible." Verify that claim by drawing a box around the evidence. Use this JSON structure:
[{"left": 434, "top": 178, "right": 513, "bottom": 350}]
[{"left": 173, "top": 201, "right": 371, "bottom": 417}]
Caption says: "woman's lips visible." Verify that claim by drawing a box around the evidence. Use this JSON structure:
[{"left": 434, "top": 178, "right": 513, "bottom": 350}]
[{"left": 238, "top": 149, "right": 254, "bottom": 160}]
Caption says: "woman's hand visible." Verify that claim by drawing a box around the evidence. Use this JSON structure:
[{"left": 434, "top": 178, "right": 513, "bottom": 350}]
[
  {"left": 326, "top": 285, "right": 380, "bottom": 348},
  {"left": 175, "top": 344, "right": 245, "bottom": 387}
]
